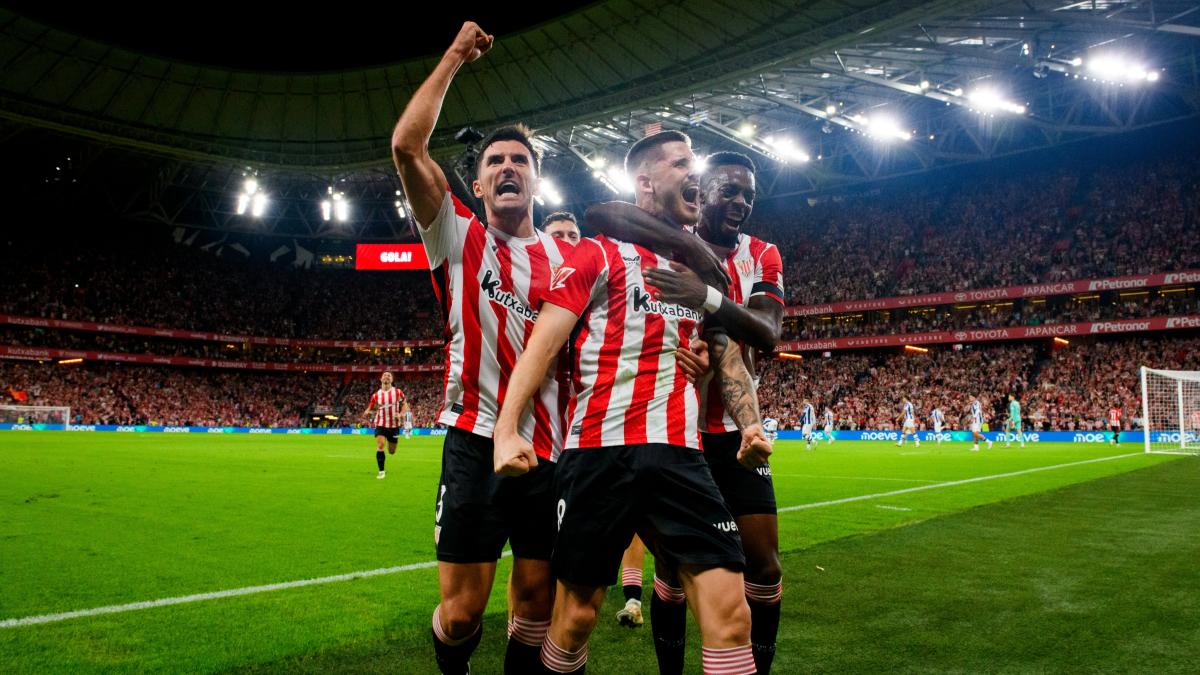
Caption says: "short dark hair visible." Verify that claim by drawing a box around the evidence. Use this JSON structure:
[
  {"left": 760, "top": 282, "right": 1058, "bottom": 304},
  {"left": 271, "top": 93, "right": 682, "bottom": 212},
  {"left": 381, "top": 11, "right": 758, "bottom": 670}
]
[
  {"left": 704, "top": 151, "right": 756, "bottom": 177},
  {"left": 541, "top": 211, "right": 577, "bottom": 228},
  {"left": 475, "top": 124, "right": 540, "bottom": 177},
  {"left": 624, "top": 130, "right": 692, "bottom": 174}
]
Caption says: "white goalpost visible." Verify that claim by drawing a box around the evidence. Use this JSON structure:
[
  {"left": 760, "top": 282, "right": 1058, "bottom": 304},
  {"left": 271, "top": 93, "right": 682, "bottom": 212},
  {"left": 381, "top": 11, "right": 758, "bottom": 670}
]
[
  {"left": 1140, "top": 367, "right": 1200, "bottom": 455},
  {"left": 0, "top": 405, "right": 71, "bottom": 425}
]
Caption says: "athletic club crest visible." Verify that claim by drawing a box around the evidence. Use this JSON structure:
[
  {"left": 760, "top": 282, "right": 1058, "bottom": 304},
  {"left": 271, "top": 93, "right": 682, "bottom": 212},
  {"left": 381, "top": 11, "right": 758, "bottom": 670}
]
[{"left": 549, "top": 266, "right": 576, "bottom": 292}]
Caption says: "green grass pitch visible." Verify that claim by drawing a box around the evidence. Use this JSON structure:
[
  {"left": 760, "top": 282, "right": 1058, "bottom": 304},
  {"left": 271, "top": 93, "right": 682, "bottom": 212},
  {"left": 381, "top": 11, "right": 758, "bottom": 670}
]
[{"left": 2, "top": 432, "right": 1198, "bottom": 673}]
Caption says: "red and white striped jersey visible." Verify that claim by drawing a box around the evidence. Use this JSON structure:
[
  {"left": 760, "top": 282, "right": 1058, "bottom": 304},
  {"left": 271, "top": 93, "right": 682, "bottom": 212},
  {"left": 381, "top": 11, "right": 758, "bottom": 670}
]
[
  {"left": 1108, "top": 408, "right": 1121, "bottom": 426},
  {"left": 699, "top": 233, "right": 785, "bottom": 433},
  {"left": 371, "top": 387, "right": 405, "bottom": 428},
  {"left": 419, "top": 191, "right": 569, "bottom": 459},
  {"left": 544, "top": 235, "right": 702, "bottom": 450}
]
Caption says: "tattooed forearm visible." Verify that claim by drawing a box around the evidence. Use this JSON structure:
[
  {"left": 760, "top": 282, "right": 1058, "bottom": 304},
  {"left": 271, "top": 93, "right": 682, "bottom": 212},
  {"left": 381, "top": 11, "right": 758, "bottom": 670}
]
[{"left": 711, "top": 333, "right": 762, "bottom": 430}]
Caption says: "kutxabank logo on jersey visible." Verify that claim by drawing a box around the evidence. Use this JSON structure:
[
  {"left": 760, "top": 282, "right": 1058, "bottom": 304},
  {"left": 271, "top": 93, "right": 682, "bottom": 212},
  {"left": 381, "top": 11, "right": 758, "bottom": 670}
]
[
  {"left": 631, "top": 286, "right": 702, "bottom": 321},
  {"left": 480, "top": 269, "right": 537, "bottom": 321}
]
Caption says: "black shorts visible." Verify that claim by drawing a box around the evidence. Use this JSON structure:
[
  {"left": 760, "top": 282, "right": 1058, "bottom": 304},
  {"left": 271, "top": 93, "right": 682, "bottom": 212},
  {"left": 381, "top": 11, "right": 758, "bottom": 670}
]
[
  {"left": 702, "top": 430, "right": 777, "bottom": 517},
  {"left": 375, "top": 427, "right": 399, "bottom": 443},
  {"left": 553, "top": 444, "right": 745, "bottom": 588},
  {"left": 434, "top": 427, "right": 557, "bottom": 563}
]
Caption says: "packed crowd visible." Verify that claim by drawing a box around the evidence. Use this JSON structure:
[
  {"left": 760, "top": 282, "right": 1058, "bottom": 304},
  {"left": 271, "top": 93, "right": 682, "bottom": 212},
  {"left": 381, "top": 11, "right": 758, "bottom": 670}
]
[
  {"left": 1036, "top": 336, "right": 1200, "bottom": 431},
  {"left": 0, "top": 361, "right": 342, "bottom": 427},
  {"left": 758, "top": 344, "right": 1036, "bottom": 430},
  {"left": 0, "top": 360, "right": 448, "bottom": 428},
  {"left": 0, "top": 236, "right": 442, "bottom": 341},
  {"left": 754, "top": 158, "right": 1200, "bottom": 306},
  {"left": 782, "top": 292, "right": 1199, "bottom": 341},
  {"left": 3, "top": 159, "right": 1197, "bottom": 345},
  {"left": 757, "top": 335, "right": 1200, "bottom": 431},
  {"left": 0, "top": 327, "right": 443, "bottom": 367},
  {"left": 5, "top": 334, "right": 1196, "bottom": 430}
]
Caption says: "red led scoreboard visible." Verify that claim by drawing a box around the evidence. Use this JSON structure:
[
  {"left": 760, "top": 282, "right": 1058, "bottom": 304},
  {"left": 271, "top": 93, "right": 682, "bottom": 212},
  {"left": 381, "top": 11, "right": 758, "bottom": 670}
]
[{"left": 354, "top": 244, "right": 429, "bottom": 270}]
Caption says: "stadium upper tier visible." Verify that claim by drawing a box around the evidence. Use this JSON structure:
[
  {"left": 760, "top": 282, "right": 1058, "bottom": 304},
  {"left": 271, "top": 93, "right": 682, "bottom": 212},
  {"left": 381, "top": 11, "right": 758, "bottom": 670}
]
[{"left": 1, "top": 156, "right": 1196, "bottom": 347}]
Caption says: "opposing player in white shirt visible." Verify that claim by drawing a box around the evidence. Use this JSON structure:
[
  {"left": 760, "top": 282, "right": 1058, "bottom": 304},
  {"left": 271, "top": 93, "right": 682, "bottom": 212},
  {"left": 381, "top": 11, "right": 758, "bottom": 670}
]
[
  {"left": 800, "top": 399, "right": 816, "bottom": 450},
  {"left": 968, "top": 396, "right": 993, "bottom": 452},
  {"left": 896, "top": 397, "right": 920, "bottom": 447},
  {"left": 762, "top": 417, "right": 779, "bottom": 444},
  {"left": 930, "top": 405, "right": 946, "bottom": 445},
  {"left": 822, "top": 407, "right": 836, "bottom": 444},
  {"left": 402, "top": 403, "right": 414, "bottom": 440}
]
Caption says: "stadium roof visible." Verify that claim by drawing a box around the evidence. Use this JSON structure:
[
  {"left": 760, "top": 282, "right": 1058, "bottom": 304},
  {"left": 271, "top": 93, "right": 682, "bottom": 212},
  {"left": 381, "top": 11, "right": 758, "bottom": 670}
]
[{"left": 2, "top": 0, "right": 1198, "bottom": 239}]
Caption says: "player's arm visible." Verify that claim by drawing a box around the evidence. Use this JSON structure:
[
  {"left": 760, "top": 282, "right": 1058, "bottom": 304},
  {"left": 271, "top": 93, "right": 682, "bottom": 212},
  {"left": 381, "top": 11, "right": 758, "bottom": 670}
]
[
  {"left": 391, "top": 22, "right": 493, "bottom": 225},
  {"left": 707, "top": 331, "right": 771, "bottom": 468},
  {"left": 493, "top": 304, "right": 579, "bottom": 476},
  {"left": 645, "top": 262, "right": 783, "bottom": 352},
  {"left": 362, "top": 395, "right": 376, "bottom": 421},
  {"left": 585, "top": 201, "right": 729, "bottom": 288}
]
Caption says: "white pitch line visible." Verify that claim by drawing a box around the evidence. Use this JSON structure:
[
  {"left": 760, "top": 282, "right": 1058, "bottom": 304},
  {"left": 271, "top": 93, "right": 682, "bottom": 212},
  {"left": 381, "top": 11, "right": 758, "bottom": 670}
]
[
  {"left": 778, "top": 452, "right": 1142, "bottom": 513},
  {"left": 875, "top": 505, "right": 913, "bottom": 511},
  {"left": 0, "top": 453, "right": 1142, "bottom": 629},
  {"left": 0, "top": 551, "right": 510, "bottom": 629},
  {"left": 773, "top": 473, "right": 939, "bottom": 483}
]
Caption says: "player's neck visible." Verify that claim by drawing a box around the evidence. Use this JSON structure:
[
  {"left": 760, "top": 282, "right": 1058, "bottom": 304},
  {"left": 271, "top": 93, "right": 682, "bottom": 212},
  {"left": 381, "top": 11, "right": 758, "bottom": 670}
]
[
  {"left": 635, "top": 198, "right": 696, "bottom": 232},
  {"left": 485, "top": 208, "right": 535, "bottom": 239},
  {"left": 697, "top": 220, "right": 738, "bottom": 253}
]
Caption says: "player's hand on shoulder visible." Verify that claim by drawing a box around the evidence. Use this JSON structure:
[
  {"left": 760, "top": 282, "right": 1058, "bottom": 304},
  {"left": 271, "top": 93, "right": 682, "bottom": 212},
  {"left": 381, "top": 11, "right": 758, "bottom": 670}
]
[
  {"left": 645, "top": 261, "right": 708, "bottom": 309},
  {"left": 493, "top": 431, "right": 537, "bottom": 477}
]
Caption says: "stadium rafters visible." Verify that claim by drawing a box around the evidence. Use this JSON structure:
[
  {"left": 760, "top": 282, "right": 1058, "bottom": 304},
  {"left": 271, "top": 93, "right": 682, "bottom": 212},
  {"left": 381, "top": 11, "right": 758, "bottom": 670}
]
[{"left": 1, "top": 0, "right": 1198, "bottom": 239}]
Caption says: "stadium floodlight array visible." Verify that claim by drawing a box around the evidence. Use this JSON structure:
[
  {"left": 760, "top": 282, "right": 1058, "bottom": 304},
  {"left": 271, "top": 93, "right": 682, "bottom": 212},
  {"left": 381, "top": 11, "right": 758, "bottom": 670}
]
[
  {"left": 847, "top": 113, "right": 911, "bottom": 141},
  {"left": 964, "top": 89, "right": 1026, "bottom": 115},
  {"left": 762, "top": 136, "right": 810, "bottom": 163},
  {"left": 1084, "top": 55, "right": 1160, "bottom": 84},
  {"left": 1038, "top": 54, "right": 1161, "bottom": 84},
  {"left": 321, "top": 187, "right": 350, "bottom": 222},
  {"left": 0, "top": 405, "right": 71, "bottom": 425},
  {"left": 592, "top": 165, "right": 634, "bottom": 195},
  {"left": 235, "top": 177, "right": 268, "bottom": 218},
  {"left": 1140, "top": 367, "right": 1200, "bottom": 455}
]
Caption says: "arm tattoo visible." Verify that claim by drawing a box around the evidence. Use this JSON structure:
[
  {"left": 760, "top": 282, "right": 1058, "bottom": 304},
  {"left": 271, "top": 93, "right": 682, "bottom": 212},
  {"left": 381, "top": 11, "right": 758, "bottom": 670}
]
[{"left": 708, "top": 333, "right": 761, "bottom": 430}]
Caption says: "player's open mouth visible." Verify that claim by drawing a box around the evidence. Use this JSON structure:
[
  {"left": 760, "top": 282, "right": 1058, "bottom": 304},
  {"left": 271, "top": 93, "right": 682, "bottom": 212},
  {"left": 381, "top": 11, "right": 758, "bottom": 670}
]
[
  {"left": 681, "top": 184, "right": 700, "bottom": 209},
  {"left": 497, "top": 181, "right": 521, "bottom": 196}
]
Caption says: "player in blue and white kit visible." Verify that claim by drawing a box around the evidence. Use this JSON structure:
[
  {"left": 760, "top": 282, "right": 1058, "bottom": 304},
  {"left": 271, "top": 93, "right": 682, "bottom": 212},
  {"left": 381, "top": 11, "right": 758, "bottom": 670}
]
[
  {"left": 762, "top": 417, "right": 779, "bottom": 444},
  {"left": 822, "top": 407, "right": 836, "bottom": 444},
  {"left": 968, "top": 395, "right": 993, "bottom": 452},
  {"left": 896, "top": 396, "right": 920, "bottom": 447},
  {"left": 800, "top": 399, "right": 816, "bottom": 450},
  {"left": 402, "top": 403, "right": 414, "bottom": 440},
  {"left": 930, "top": 405, "right": 946, "bottom": 445},
  {"left": 1004, "top": 393, "right": 1025, "bottom": 448}
]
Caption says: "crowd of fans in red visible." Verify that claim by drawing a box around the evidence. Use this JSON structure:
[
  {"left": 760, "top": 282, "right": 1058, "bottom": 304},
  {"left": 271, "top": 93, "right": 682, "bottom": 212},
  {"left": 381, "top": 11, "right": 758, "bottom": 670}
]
[
  {"left": 756, "top": 336, "right": 1200, "bottom": 431},
  {"left": 2, "top": 157, "right": 1198, "bottom": 429},
  {"left": 758, "top": 158, "right": 1199, "bottom": 306},
  {"left": 4, "top": 335, "right": 1196, "bottom": 431}
]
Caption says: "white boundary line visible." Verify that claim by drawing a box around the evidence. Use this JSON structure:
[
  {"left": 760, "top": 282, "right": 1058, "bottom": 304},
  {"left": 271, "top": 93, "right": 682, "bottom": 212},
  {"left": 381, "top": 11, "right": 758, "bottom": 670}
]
[
  {"left": 778, "top": 452, "right": 1141, "bottom": 512},
  {"left": 0, "top": 452, "right": 1142, "bottom": 629}
]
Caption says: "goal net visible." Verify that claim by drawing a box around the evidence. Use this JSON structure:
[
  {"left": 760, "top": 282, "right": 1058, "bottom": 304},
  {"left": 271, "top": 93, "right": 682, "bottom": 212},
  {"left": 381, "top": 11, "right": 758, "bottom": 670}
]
[
  {"left": 1140, "top": 367, "right": 1200, "bottom": 455},
  {"left": 0, "top": 405, "right": 71, "bottom": 425}
]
